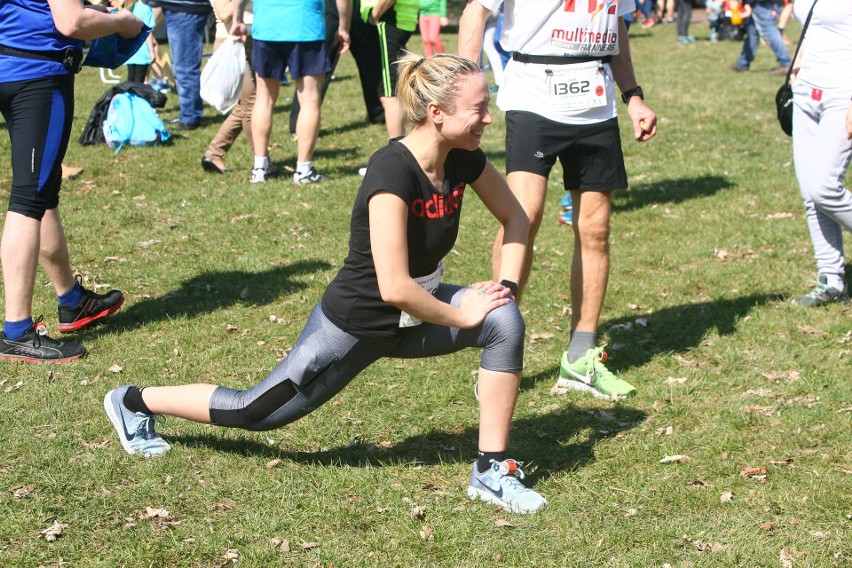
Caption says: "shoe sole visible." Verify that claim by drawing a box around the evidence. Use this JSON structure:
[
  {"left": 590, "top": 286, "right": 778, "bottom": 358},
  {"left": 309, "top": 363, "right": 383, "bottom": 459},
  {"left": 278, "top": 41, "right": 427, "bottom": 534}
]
[
  {"left": 555, "top": 371, "right": 636, "bottom": 400},
  {"left": 0, "top": 349, "right": 85, "bottom": 363},
  {"left": 201, "top": 160, "right": 227, "bottom": 174},
  {"left": 104, "top": 390, "right": 138, "bottom": 455},
  {"left": 58, "top": 295, "right": 125, "bottom": 333},
  {"left": 467, "top": 486, "right": 543, "bottom": 514}
]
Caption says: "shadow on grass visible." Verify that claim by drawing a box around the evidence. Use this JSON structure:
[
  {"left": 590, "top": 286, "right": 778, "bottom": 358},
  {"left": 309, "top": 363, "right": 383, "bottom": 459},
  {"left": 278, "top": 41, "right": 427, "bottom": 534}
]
[
  {"left": 167, "top": 404, "right": 647, "bottom": 486},
  {"left": 83, "top": 259, "right": 331, "bottom": 333},
  {"left": 615, "top": 174, "right": 734, "bottom": 213},
  {"left": 518, "top": 294, "right": 778, "bottom": 390},
  {"left": 601, "top": 293, "right": 779, "bottom": 373}
]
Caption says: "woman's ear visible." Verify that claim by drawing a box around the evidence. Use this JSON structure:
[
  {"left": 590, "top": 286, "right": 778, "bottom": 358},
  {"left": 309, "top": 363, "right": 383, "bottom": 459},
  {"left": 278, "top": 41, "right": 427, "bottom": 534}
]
[{"left": 427, "top": 101, "right": 443, "bottom": 124}]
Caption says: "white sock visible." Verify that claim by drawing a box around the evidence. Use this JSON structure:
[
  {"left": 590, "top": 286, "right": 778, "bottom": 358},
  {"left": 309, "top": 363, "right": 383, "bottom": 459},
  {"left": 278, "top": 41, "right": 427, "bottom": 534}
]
[
  {"left": 254, "top": 156, "right": 269, "bottom": 170},
  {"left": 296, "top": 161, "right": 312, "bottom": 175},
  {"left": 823, "top": 273, "right": 846, "bottom": 291}
]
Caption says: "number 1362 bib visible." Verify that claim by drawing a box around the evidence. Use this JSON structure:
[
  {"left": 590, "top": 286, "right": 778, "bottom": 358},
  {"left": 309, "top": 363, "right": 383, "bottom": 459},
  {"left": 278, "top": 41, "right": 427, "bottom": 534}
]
[{"left": 544, "top": 61, "right": 607, "bottom": 112}]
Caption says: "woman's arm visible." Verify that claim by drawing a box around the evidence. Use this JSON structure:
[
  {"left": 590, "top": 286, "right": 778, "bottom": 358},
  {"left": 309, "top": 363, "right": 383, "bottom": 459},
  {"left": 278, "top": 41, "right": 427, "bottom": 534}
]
[
  {"left": 469, "top": 161, "right": 529, "bottom": 288},
  {"left": 369, "top": 191, "right": 510, "bottom": 329},
  {"left": 48, "top": 0, "right": 143, "bottom": 40}
]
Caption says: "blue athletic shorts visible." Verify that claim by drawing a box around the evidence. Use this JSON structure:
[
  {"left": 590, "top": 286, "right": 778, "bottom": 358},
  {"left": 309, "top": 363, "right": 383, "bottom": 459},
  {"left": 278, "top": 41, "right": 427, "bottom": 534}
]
[{"left": 251, "top": 39, "right": 331, "bottom": 81}]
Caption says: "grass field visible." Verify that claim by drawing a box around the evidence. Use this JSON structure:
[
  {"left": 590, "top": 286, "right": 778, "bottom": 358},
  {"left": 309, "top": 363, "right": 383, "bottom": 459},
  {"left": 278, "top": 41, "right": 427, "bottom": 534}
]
[{"left": 1, "top": 16, "right": 850, "bottom": 567}]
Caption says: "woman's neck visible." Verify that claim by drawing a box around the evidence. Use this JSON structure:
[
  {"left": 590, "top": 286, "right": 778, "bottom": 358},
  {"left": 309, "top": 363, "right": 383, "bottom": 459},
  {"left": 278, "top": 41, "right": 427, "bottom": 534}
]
[{"left": 400, "top": 127, "right": 450, "bottom": 182}]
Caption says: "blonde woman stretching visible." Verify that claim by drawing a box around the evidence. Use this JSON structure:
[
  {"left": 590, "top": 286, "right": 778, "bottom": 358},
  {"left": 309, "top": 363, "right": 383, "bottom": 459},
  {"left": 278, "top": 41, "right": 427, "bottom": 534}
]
[{"left": 105, "top": 53, "right": 547, "bottom": 514}]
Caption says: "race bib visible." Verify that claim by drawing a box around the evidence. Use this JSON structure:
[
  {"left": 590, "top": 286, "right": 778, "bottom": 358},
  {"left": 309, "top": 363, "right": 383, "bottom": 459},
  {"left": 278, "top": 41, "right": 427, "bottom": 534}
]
[
  {"left": 399, "top": 261, "right": 444, "bottom": 328},
  {"left": 544, "top": 60, "right": 607, "bottom": 112}
]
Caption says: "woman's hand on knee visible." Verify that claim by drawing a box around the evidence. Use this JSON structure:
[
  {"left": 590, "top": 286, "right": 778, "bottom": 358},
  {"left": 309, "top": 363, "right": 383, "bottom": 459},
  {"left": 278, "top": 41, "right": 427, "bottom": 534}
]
[{"left": 458, "top": 284, "right": 512, "bottom": 329}]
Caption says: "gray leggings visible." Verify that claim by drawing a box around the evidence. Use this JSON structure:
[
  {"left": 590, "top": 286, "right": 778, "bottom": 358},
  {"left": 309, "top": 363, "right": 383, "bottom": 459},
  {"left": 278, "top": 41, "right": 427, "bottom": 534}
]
[
  {"left": 793, "top": 80, "right": 852, "bottom": 278},
  {"left": 208, "top": 284, "right": 525, "bottom": 431}
]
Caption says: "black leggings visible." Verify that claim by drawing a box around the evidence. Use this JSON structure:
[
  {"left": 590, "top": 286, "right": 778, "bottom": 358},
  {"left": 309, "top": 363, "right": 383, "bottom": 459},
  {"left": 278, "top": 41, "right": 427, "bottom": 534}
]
[
  {"left": 127, "top": 64, "right": 149, "bottom": 84},
  {"left": 0, "top": 74, "right": 74, "bottom": 219},
  {"left": 208, "top": 284, "right": 526, "bottom": 431}
]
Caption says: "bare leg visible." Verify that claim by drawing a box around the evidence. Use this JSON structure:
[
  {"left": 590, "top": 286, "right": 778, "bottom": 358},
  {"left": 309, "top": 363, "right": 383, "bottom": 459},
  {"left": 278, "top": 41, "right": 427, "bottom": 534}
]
[
  {"left": 38, "top": 208, "right": 76, "bottom": 296},
  {"left": 381, "top": 96, "right": 405, "bottom": 139},
  {"left": 491, "top": 171, "right": 548, "bottom": 302},
  {"left": 294, "top": 73, "right": 325, "bottom": 163},
  {"left": 1, "top": 212, "right": 40, "bottom": 322},
  {"left": 141, "top": 384, "right": 218, "bottom": 424},
  {"left": 570, "top": 190, "right": 612, "bottom": 333},
  {"left": 476, "top": 369, "right": 519, "bottom": 452},
  {"left": 251, "top": 76, "right": 280, "bottom": 159}
]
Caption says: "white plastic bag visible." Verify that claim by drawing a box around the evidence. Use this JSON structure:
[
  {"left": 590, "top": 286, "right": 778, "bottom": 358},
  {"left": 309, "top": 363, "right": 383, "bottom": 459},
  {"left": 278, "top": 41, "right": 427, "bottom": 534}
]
[{"left": 200, "top": 37, "right": 246, "bottom": 114}]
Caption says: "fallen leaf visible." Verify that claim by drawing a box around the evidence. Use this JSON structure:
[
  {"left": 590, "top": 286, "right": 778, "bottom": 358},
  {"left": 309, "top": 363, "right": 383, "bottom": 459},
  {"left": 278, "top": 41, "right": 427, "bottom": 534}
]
[
  {"left": 780, "top": 547, "right": 794, "bottom": 568},
  {"left": 410, "top": 505, "right": 426, "bottom": 519},
  {"left": 495, "top": 519, "right": 514, "bottom": 528},
  {"left": 529, "top": 332, "right": 555, "bottom": 341},
  {"left": 744, "top": 405, "right": 776, "bottom": 416},
  {"left": 137, "top": 239, "right": 162, "bottom": 249},
  {"left": 223, "top": 548, "right": 239, "bottom": 563},
  {"left": 740, "top": 465, "right": 768, "bottom": 478},
  {"left": 419, "top": 525, "right": 434, "bottom": 541},
  {"left": 655, "top": 425, "right": 673, "bottom": 436},
  {"left": 270, "top": 538, "right": 291, "bottom": 552},
  {"left": 660, "top": 455, "right": 690, "bottom": 464},
  {"left": 144, "top": 507, "right": 171, "bottom": 519},
  {"left": 665, "top": 377, "right": 687, "bottom": 385},
  {"left": 266, "top": 459, "right": 282, "bottom": 469},
  {"left": 9, "top": 484, "right": 35, "bottom": 499},
  {"left": 225, "top": 324, "right": 238, "bottom": 333},
  {"left": 300, "top": 542, "right": 319, "bottom": 550},
  {"left": 4, "top": 381, "right": 24, "bottom": 393},
  {"left": 720, "top": 491, "right": 734, "bottom": 503},
  {"left": 61, "top": 165, "right": 83, "bottom": 179},
  {"left": 766, "top": 212, "right": 794, "bottom": 220},
  {"left": 107, "top": 364, "right": 122, "bottom": 373},
  {"left": 760, "top": 521, "right": 774, "bottom": 532},
  {"left": 809, "top": 531, "right": 826, "bottom": 539},
  {"left": 239, "top": 287, "right": 251, "bottom": 299},
  {"left": 39, "top": 522, "right": 67, "bottom": 542}
]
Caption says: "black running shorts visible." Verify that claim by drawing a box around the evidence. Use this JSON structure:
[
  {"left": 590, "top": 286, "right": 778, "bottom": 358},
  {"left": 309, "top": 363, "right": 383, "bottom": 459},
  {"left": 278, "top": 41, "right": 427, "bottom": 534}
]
[
  {"left": 505, "top": 111, "right": 628, "bottom": 191},
  {"left": 0, "top": 74, "right": 75, "bottom": 219}
]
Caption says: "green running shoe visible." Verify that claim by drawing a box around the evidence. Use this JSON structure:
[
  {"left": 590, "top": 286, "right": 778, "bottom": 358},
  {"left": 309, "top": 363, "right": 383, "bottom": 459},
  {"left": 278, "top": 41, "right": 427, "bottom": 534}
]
[{"left": 556, "top": 346, "right": 636, "bottom": 400}]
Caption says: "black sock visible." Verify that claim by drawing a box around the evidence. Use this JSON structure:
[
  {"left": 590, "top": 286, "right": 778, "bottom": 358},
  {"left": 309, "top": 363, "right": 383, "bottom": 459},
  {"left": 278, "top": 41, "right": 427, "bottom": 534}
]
[
  {"left": 477, "top": 451, "right": 506, "bottom": 474},
  {"left": 123, "top": 386, "right": 152, "bottom": 415}
]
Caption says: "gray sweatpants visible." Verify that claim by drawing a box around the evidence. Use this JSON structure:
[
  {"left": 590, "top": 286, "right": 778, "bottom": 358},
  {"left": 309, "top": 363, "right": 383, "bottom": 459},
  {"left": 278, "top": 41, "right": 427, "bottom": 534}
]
[
  {"left": 208, "top": 284, "right": 525, "bottom": 431},
  {"left": 792, "top": 79, "right": 852, "bottom": 280}
]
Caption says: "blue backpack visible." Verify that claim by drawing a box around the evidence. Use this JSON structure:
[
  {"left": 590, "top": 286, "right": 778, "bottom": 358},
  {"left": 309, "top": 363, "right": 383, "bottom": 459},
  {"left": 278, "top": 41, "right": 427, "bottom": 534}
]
[{"left": 103, "top": 92, "right": 171, "bottom": 153}]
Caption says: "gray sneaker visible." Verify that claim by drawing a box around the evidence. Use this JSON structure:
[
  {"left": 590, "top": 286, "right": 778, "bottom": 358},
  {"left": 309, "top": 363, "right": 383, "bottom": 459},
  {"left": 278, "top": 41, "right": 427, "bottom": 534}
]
[
  {"left": 104, "top": 386, "right": 171, "bottom": 457},
  {"left": 467, "top": 459, "right": 547, "bottom": 514},
  {"left": 793, "top": 275, "right": 850, "bottom": 307}
]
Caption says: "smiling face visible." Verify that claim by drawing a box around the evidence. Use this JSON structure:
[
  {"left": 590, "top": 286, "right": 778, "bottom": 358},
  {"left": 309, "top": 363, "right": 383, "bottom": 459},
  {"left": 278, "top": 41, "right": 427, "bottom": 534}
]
[{"left": 437, "top": 73, "right": 492, "bottom": 151}]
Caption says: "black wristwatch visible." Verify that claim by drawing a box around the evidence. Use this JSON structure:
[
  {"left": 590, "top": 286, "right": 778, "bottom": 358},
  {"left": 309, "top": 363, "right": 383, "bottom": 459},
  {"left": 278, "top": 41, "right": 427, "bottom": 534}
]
[{"left": 621, "top": 86, "right": 644, "bottom": 104}]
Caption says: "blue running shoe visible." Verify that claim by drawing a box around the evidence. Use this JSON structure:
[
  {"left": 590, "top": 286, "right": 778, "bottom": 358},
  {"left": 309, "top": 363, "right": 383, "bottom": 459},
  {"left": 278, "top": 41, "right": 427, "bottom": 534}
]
[
  {"left": 104, "top": 386, "right": 171, "bottom": 457},
  {"left": 468, "top": 459, "right": 547, "bottom": 514},
  {"left": 560, "top": 193, "right": 572, "bottom": 209}
]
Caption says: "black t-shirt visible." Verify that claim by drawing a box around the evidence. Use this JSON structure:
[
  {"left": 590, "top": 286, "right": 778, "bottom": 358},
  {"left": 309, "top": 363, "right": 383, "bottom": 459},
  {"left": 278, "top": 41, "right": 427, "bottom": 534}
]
[{"left": 321, "top": 140, "right": 487, "bottom": 338}]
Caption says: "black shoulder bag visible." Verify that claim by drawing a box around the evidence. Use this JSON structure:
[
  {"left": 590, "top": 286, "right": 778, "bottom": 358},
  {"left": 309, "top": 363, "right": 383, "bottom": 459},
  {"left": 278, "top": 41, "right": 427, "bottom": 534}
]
[{"left": 776, "top": 0, "right": 818, "bottom": 136}]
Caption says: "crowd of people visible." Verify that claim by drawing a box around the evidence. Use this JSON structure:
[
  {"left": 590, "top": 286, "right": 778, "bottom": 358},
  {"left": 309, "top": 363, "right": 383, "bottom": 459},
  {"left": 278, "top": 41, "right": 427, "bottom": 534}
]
[{"left": 1, "top": 0, "right": 849, "bottom": 516}]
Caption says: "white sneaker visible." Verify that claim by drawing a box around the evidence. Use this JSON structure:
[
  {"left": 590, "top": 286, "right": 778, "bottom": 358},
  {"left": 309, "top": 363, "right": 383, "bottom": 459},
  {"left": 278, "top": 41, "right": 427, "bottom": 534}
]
[
  {"left": 251, "top": 167, "right": 267, "bottom": 184},
  {"left": 293, "top": 167, "right": 327, "bottom": 184}
]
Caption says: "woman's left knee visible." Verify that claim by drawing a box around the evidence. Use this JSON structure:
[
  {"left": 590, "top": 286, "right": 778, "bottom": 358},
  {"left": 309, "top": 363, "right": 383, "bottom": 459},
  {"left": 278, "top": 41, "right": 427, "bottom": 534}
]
[{"left": 482, "top": 301, "right": 525, "bottom": 345}]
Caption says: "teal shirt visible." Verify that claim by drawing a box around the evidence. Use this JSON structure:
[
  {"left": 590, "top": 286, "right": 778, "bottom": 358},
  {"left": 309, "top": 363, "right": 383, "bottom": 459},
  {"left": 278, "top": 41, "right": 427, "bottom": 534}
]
[{"left": 252, "top": 0, "right": 324, "bottom": 42}]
